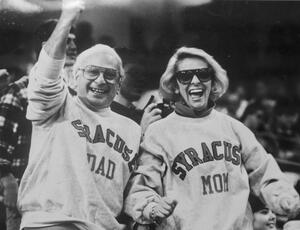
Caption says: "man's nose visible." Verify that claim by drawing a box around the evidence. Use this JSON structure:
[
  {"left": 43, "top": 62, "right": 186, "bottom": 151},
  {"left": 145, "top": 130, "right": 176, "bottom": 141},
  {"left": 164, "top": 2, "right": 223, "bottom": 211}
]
[
  {"left": 70, "top": 42, "right": 77, "bottom": 51},
  {"left": 94, "top": 72, "right": 106, "bottom": 83},
  {"left": 67, "top": 38, "right": 77, "bottom": 51}
]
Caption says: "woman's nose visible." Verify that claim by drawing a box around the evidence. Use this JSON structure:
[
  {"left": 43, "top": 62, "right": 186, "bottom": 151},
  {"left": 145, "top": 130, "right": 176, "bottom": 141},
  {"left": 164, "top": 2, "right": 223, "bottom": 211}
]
[{"left": 191, "top": 74, "right": 200, "bottom": 84}]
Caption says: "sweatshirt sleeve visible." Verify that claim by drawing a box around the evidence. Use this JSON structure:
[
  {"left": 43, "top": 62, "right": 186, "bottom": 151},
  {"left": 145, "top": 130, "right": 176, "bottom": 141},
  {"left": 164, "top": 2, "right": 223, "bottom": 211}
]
[
  {"left": 26, "top": 47, "right": 68, "bottom": 124},
  {"left": 124, "top": 125, "right": 167, "bottom": 224},
  {"left": 234, "top": 120, "right": 300, "bottom": 216}
]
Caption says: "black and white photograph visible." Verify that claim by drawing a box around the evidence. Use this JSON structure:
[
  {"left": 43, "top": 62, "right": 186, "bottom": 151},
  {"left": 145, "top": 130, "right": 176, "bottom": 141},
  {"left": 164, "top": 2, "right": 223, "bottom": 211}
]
[{"left": 0, "top": 0, "right": 300, "bottom": 230}]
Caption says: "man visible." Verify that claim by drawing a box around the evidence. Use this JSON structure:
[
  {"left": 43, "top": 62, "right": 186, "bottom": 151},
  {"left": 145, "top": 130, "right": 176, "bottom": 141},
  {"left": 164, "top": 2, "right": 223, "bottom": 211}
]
[
  {"left": 0, "top": 12, "right": 78, "bottom": 230},
  {"left": 0, "top": 69, "right": 13, "bottom": 91},
  {"left": 18, "top": 1, "right": 141, "bottom": 230},
  {"left": 111, "top": 63, "right": 163, "bottom": 135}
]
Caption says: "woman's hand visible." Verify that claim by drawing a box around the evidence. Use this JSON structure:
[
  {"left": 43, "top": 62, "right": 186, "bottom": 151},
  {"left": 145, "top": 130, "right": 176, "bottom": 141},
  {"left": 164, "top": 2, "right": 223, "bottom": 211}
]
[{"left": 143, "top": 197, "right": 177, "bottom": 223}]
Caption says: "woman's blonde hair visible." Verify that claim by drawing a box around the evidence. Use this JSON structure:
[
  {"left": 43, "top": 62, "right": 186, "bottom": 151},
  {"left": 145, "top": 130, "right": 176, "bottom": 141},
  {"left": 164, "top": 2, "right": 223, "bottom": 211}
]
[{"left": 159, "top": 47, "right": 229, "bottom": 102}]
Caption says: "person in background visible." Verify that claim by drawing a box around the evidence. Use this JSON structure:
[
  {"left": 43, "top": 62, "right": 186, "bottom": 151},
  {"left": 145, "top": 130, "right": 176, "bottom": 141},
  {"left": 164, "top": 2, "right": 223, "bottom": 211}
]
[
  {"left": 111, "top": 63, "right": 147, "bottom": 125},
  {"left": 270, "top": 97, "right": 300, "bottom": 162},
  {"left": 17, "top": 1, "right": 141, "bottom": 230},
  {"left": 0, "top": 11, "right": 79, "bottom": 230},
  {"left": 34, "top": 18, "right": 78, "bottom": 95},
  {"left": 74, "top": 21, "right": 95, "bottom": 53},
  {"left": 240, "top": 101, "right": 279, "bottom": 158},
  {"left": 0, "top": 72, "right": 29, "bottom": 230},
  {"left": 0, "top": 69, "right": 13, "bottom": 91},
  {"left": 249, "top": 194, "right": 278, "bottom": 230},
  {"left": 111, "top": 63, "right": 163, "bottom": 136},
  {"left": 124, "top": 47, "right": 300, "bottom": 230}
]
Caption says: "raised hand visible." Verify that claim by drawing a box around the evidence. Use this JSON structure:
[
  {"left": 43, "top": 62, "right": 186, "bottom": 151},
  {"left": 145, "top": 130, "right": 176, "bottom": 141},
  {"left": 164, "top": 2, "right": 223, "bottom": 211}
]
[{"left": 61, "top": 0, "right": 85, "bottom": 25}]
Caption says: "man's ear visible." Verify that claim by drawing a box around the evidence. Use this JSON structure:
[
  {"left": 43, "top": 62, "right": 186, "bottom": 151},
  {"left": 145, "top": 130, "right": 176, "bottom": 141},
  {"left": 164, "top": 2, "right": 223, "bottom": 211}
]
[
  {"left": 118, "top": 75, "right": 123, "bottom": 88},
  {"left": 74, "top": 70, "right": 80, "bottom": 81}
]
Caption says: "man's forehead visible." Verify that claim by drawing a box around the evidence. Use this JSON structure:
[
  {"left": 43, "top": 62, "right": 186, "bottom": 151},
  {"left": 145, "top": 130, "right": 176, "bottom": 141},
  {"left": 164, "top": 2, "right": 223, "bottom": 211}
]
[{"left": 81, "top": 52, "right": 119, "bottom": 68}]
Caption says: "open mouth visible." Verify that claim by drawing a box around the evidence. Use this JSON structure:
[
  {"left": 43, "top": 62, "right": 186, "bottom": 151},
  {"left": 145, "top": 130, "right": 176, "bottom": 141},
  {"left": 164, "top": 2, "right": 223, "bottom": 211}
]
[
  {"left": 90, "top": 87, "right": 109, "bottom": 95},
  {"left": 188, "top": 88, "right": 204, "bottom": 97}
]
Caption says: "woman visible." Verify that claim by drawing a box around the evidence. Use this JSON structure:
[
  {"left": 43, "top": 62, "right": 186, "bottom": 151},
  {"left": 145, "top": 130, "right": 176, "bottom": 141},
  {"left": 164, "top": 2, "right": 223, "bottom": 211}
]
[{"left": 124, "top": 47, "right": 299, "bottom": 230}]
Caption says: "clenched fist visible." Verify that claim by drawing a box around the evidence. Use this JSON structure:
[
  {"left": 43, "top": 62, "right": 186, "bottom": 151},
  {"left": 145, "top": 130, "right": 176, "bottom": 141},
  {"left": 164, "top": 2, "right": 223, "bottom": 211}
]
[
  {"left": 61, "top": 0, "right": 85, "bottom": 25},
  {"left": 143, "top": 197, "right": 177, "bottom": 223}
]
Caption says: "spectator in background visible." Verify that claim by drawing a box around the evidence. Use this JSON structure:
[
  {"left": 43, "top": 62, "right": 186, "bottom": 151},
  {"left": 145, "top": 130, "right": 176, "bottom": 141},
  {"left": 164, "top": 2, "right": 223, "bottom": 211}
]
[
  {"left": 111, "top": 64, "right": 146, "bottom": 124},
  {"left": 112, "top": 48, "right": 168, "bottom": 136},
  {"left": 34, "top": 19, "right": 78, "bottom": 95},
  {"left": 270, "top": 97, "right": 300, "bottom": 162},
  {"left": 240, "top": 101, "right": 279, "bottom": 157},
  {"left": 98, "top": 34, "right": 116, "bottom": 48},
  {"left": 111, "top": 63, "right": 165, "bottom": 136},
  {"left": 0, "top": 12, "right": 78, "bottom": 230},
  {"left": 249, "top": 194, "right": 278, "bottom": 230},
  {"left": 75, "top": 20, "right": 95, "bottom": 53},
  {"left": 0, "top": 69, "right": 13, "bottom": 91},
  {"left": 244, "top": 79, "right": 276, "bottom": 121},
  {"left": 0, "top": 73, "right": 29, "bottom": 230}
]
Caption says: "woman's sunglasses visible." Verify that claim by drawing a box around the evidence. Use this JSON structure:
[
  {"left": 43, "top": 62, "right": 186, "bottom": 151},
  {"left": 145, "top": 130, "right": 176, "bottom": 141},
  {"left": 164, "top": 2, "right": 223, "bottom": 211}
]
[
  {"left": 175, "top": 68, "right": 213, "bottom": 85},
  {"left": 78, "top": 65, "right": 119, "bottom": 83}
]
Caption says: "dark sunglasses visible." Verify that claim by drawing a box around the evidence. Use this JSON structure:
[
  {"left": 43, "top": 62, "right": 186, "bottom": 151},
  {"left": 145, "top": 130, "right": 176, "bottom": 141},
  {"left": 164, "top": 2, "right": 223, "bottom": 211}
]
[
  {"left": 175, "top": 68, "right": 213, "bottom": 85},
  {"left": 78, "top": 65, "right": 119, "bottom": 83}
]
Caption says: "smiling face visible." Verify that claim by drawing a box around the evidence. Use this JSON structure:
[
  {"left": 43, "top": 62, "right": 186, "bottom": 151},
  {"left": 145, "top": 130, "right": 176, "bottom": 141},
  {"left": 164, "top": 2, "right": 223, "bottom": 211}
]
[
  {"left": 76, "top": 51, "right": 121, "bottom": 111},
  {"left": 253, "top": 208, "right": 277, "bottom": 230},
  {"left": 176, "top": 57, "right": 212, "bottom": 111}
]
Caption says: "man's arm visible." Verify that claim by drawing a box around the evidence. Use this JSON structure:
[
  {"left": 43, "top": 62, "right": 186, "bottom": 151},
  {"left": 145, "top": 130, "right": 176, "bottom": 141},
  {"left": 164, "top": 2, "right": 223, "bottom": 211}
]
[
  {"left": 44, "top": 0, "right": 84, "bottom": 62},
  {"left": 26, "top": 0, "right": 85, "bottom": 123}
]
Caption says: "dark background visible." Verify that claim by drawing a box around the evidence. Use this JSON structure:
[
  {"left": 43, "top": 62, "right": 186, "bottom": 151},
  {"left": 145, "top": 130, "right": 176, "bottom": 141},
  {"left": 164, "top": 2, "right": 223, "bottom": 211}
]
[{"left": 1, "top": 1, "right": 300, "bottom": 90}]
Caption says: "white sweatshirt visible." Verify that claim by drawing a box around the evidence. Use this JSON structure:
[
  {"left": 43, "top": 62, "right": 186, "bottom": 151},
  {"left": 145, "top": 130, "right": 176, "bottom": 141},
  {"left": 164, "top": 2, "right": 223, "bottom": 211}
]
[
  {"left": 125, "top": 110, "right": 299, "bottom": 230},
  {"left": 18, "top": 49, "right": 141, "bottom": 230}
]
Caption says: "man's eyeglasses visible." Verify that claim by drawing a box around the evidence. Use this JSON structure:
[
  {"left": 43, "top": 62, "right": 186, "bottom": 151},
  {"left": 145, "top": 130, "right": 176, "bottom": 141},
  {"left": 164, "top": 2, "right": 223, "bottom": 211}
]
[
  {"left": 175, "top": 68, "right": 213, "bottom": 85},
  {"left": 78, "top": 65, "right": 119, "bottom": 83}
]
